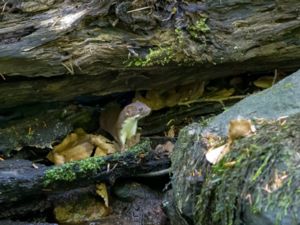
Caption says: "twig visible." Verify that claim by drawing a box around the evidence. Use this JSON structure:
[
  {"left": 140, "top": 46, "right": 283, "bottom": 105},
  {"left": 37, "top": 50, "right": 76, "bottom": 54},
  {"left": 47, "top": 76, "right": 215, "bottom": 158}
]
[
  {"left": 178, "top": 95, "right": 247, "bottom": 106},
  {"left": 62, "top": 62, "right": 74, "bottom": 75},
  {"left": 1, "top": 1, "right": 7, "bottom": 14},
  {"left": 127, "top": 6, "right": 152, "bottom": 14},
  {"left": 0, "top": 73, "right": 6, "bottom": 80},
  {"left": 272, "top": 69, "right": 278, "bottom": 86}
]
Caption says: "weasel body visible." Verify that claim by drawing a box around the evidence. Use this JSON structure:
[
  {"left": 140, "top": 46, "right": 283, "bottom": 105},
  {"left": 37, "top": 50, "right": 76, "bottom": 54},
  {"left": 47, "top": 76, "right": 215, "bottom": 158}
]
[{"left": 100, "top": 101, "right": 151, "bottom": 151}]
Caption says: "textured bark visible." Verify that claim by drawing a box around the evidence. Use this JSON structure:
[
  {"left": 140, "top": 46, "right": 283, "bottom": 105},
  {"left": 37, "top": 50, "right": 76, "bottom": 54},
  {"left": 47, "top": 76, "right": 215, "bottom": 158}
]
[
  {"left": 0, "top": 0, "right": 299, "bottom": 109},
  {"left": 0, "top": 141, "right": 170, "bottom": 218}
]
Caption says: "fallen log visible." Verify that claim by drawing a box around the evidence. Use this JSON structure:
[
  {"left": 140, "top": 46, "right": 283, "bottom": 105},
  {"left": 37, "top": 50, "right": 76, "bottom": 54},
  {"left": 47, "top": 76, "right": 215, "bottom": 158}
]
[
  {"left": 0, "top": 140, "right": 171, "bottom": 218},
  {"left": 0, "top": 0, "right": 299, "bottom": 109}
]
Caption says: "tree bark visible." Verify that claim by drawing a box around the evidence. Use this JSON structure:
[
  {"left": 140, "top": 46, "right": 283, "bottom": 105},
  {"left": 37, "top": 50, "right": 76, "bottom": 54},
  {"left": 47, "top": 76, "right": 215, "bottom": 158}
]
[{"left": 0, "top": 0, "right": 299, "bottom": 109}]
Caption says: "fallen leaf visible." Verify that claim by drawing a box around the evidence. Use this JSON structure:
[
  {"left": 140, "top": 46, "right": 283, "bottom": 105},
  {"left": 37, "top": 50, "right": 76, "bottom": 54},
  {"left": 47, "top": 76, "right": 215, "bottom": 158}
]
[
  {"left": 154, "top": 141, "right": 175, "bottom": 154},
  {"left": 96, "top": 183, "right": 109, "bottom": 207},
  {"left": 90, "top": 134, "right": 116, "bottom": 155},
  {"left": 271, "top": 170, "right": 288, "bottom": 192},
  {"left": 32, "top": 163, "right": 39, "bottom": 169},
  {"left": 204, "top": 88, "right": 235, "bottom": 100},
  {"left": 206, "top": 143, "right": 230, "bottom": 164},
  {"left": 228, "top": 117, "right": 256, "bottom": 141},
  {"left": 134, "top": 82, "right": 205, "bottom": 110},
  {"left": 47, "top": 129, "right": 116, "bottom": 165},
  {"left": 223, "top": 161, "right": 236, "bottom": 168},
  {"left": 202, "top": 132, "right": 222, "bottom": 149},
  {"left": 165, "top": 125, "right": 176, "bottom": 138},
  {"left": 253, "top": 76, "right": 273, "bottom": 89}
]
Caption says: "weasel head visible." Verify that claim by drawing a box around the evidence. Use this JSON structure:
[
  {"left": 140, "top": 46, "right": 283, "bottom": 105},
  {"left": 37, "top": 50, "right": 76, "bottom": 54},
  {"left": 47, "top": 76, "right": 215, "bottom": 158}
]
[
  {"left": 122, "top": 101, "right": 151, "bottom": 120},
  {"left": 117, "top": 101, "right": 151, "bottom": 150}
]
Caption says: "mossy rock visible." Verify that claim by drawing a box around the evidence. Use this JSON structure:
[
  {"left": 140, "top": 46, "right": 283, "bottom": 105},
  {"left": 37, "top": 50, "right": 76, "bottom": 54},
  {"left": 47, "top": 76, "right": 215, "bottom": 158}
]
[
  {"left": 171, "top": 123, "right": 205, "bottom": 220},
  {"left": 206, "top": 69, "right": 300, "bottom": 136},
  {"left": 195, "top": 113, "right": 300, "bottom": 225}
]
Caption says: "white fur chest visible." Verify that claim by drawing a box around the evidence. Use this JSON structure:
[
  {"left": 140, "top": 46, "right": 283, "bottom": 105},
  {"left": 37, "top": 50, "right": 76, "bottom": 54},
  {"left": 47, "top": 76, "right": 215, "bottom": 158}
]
[{"left": 119, "top": 116, "right": 139, "bottom": 145}]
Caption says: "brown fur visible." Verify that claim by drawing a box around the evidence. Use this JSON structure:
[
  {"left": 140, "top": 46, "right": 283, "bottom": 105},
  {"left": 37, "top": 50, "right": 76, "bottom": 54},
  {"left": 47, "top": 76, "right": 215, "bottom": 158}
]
[{"left": 100, "top": 101, "right": 151, "bottom": 150}]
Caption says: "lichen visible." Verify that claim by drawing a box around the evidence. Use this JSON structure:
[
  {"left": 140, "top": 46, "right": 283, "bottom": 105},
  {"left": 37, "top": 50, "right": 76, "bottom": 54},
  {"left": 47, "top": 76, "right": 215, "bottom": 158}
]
[{"left": 195, "top": 116, "right": 300, "bottom": 225}]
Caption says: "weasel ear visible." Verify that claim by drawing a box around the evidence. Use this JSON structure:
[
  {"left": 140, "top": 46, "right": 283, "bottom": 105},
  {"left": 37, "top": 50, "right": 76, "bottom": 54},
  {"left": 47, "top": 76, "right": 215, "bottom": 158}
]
[{"left": 124, "top": 105, "right": 135, "bottom": 116}]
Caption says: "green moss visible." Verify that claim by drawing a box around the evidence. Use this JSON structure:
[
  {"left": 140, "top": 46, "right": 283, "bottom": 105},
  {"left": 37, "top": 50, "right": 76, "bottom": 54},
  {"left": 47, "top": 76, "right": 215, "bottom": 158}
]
[
  {"left": 126, "top": 16, "right": 210, "bottom": 67},
  {"left": 195, "top": 117, "right": 300, "bottom": 225},
  {"left": 127, "top": 46, "right": 175, "bottom": 67},
  {"left": 43, "top": 139, "right": 151, "bottom": 187},
  {"left": 44, "top": 163, "right": 77, "bottom": 186},
  {"left": 188, "top": 18, "right": 210, "bottom": 39},
  {"left": 79, "top": 157, "right": 105, "bottom": 173}
]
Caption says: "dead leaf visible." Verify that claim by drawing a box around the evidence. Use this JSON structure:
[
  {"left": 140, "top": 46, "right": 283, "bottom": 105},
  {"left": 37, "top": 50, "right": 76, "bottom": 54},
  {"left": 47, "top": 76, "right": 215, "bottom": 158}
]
[
  {"left": 165, "top": 125, "right": 176, "bottom": 138},
  {"left": 277, "top": 116, "right": 288, "bottom": 126},
  {"left": 253, "top": 76, "right": 273, "bottom": 89},
  {"left": 206, "top": 143, "right": 230, "bottom": 164},
  {"left": 53, "top": 128, "right": 89, "bottom": 153},
  {"left": 96, "top": 183, "right": 109, "bottom": 207},
  {"left": 271, "top": 170, "right": 288, "bottom": 192},
  {"left": 94, "top": 147, "right": 108, "bottom": 157},
  {"left": 32, "top": 163, "right": 39, "bottom": 169},
  {"left": 228, "top": 117, "right": 256, "bottom": 141},
  {"left": 134, "top": 82, "right": 205, "bottom": 110},
  {"left": 202, "top": 132, "right": 222, "bottom": 149},
  {"left": 90, "top": 134, "right": 116, "bottom": 155},
  {"left": 154, "top": 141, "right": 175, "bottom": 154},
  {"left": 204, "top": 88, "right": 235, "bottom": 100},
  {"left": 51, "top": 152, "right": 65, "bottom": 165},
  {"left": 223, "top": 161, "right": 236, "bottom": 168},
  {"left": 47, "top": 129, "right": 94, "bottom": 165}
]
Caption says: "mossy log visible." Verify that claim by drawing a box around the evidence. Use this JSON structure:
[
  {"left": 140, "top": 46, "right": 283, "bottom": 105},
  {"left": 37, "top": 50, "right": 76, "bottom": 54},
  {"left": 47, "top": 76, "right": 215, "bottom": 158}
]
[
  {"left": 0, "top": 140, "right": 171, "bottom": 218},
  {"left": 0, "top": 0, "right": 299, "bottom": 109}
]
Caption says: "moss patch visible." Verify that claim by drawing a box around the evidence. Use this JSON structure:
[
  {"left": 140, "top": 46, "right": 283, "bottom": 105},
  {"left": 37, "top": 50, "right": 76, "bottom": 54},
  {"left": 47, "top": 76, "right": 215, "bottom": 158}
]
[
  {"left": 43, "top": 139, "right": 151, "bottom": 187},
  {"left": 195, "top": 115, "right": 300, "bottom": 225},
  {"left": 126, "top": 16, "right": 210, "bottom": 67},
  {"left": 188, "top": 17, "right": 210, "bottom": 39}
]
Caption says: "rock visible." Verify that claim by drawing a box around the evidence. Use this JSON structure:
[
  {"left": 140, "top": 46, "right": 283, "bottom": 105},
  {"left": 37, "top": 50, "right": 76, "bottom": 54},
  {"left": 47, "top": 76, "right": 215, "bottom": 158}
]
[
  {"left": 170, "top": 123, "right": 205, "bottom": 221},
  {"left": 207, "top": 69, "right": 300, "bottom": 136},
  {"left": 112, "top": 182, "right": 167, "bottom": 225},
  {"left": 54, "top": 194, "right": 110, "bottom": 224},
  {"left": 54, "top": 182, "right": 168, "bottom": 225},
  {"left": 0, "top": 221, "right": 57, "bottom": 225},
  {"left": 169, "top": 70, "right": 300, "bottom": 224},
  {"left": 195, "top": 113, "right": 300, "bottom": 225}
]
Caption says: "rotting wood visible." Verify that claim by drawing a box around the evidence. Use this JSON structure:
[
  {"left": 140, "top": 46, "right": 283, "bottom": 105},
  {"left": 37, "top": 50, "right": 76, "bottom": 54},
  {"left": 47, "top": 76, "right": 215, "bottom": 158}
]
[{"left": 0, "top": 0, "right": 299, "bottom": 109}]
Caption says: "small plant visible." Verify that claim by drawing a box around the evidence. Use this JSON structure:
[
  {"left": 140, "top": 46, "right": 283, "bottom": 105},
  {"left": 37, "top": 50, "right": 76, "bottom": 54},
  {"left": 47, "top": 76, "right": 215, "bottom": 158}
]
[
  {"left": 188, "top": 18, "right": 210, "bottom": 39},
  {"left": 127, "top": 46, "right": 175, "bottom": 67}
]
